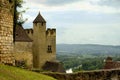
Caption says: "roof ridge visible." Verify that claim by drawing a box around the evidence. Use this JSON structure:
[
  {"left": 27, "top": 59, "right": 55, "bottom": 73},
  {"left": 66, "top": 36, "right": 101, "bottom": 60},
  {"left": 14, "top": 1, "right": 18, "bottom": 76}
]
[{"left": 33, "top": 12, "right": 46, "bottom": 23}]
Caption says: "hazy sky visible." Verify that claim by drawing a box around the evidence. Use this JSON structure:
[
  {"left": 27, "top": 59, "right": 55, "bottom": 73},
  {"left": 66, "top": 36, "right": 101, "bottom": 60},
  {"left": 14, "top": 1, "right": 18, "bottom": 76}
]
[{"left": 22, "top": 0, "right": 120, "bottom": 45}]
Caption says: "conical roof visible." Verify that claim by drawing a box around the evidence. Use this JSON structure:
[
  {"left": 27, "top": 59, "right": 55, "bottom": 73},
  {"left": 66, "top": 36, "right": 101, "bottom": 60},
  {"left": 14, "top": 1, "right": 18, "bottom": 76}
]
[{"left": 33, "top": 12, "right": 46, "bottom": 23}]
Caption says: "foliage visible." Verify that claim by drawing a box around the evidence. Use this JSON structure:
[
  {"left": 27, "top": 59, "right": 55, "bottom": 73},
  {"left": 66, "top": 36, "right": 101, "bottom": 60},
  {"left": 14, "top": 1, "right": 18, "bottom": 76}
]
[
  {"left": 0, "top": 64, "right": 56, "bottom": 80},
  {"left": 57, "top": 44, "right": 120, "bottom": 72},
  {"left": 57, "top": 53, "right": 120, "bottom": 72},
  {"left": 14, "top": 0, "right": 27, "bottom": 26}
]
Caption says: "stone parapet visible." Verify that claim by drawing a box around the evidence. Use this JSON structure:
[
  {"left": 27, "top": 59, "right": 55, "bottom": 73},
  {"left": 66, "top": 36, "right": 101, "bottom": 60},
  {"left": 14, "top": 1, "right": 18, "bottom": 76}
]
[{"left": 44, "top": 69, "right": 120, "bottom": 80}]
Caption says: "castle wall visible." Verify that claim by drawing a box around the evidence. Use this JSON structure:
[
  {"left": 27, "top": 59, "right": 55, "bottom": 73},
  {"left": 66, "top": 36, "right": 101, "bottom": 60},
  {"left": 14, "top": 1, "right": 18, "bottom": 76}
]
[
  {"left": 46, "top": 28, "right": 56, "bottom": 61},
  {"left": 0, "top": 0, "right": 56, "bottom": 69},
  {"left": 24, "top": 25, "right": 56, "bottom": 69},
  {"left": 25, "top": 29, "right": 33, "bottom": 40},
  {"left": 14, "top": 42, "right": 33, "bottom": 67},
  {"left": 44, "top": 69, "right": 120, "bottom": 80},
  {"left": 0, "top": 0, "right": 14, "bottom": 64}
]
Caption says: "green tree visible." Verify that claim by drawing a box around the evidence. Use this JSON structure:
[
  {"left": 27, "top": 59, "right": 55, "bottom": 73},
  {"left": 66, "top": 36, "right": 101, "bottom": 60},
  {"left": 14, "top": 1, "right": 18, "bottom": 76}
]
[
  {"left": 13, "top": 0, "right": 27, "bottom": 42},
  {"left": 14, "top": 0, "right": 27, "bottom": 26}
]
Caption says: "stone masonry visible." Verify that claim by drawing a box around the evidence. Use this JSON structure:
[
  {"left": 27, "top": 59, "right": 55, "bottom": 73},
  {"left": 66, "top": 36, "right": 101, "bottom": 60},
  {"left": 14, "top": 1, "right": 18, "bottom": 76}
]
[
  {"left": 32, "top": 13, "right": 56, "bottom": 69},
  {"left": 0, "top": 0, "right": 15, "bottom": 65},
  {"left": 44, "top": 69, "right": 120, "bottom": 80}
]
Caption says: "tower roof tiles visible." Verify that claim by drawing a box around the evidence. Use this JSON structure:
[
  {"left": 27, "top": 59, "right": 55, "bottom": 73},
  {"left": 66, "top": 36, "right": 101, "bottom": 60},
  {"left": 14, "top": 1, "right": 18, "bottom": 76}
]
[{"left": 33, "top": 12, "right": 46, "bottom": 23}]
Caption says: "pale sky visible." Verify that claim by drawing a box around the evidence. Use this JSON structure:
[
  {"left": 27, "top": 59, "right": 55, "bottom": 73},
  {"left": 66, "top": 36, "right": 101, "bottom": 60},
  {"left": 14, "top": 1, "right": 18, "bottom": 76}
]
[{"left": 22, "top": 0, "right": 120, "bottom": 45}]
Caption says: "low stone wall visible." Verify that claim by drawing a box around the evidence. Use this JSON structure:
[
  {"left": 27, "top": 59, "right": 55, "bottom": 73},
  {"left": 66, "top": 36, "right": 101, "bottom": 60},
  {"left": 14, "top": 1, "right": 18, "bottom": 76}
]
[{"left": 44, "top": 69, "right": 120, "bottom": 80}]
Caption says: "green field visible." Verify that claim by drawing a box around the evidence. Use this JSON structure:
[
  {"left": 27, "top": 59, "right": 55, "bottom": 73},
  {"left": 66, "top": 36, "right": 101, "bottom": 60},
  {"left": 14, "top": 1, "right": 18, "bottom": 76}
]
[{"left": 0, "top": 64, "right": 56, "bottom": 80}]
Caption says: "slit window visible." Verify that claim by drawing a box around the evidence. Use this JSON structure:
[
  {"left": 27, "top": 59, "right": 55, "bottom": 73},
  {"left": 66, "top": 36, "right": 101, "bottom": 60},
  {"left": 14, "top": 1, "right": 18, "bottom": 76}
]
[
  {"left": 16, "top": 33, "right": 18, "bottom": 37},
  {"left": 47, "top": 45, "right": 52, "bottom": 53},
  {"left": 41, "top": 22, "right": 44, "bottom": 26}
]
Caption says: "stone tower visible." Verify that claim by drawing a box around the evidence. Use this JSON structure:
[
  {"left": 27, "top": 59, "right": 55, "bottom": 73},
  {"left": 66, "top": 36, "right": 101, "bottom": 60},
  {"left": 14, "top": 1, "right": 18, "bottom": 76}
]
[
  {"left": 32, "top": 12, "right": 56, "bottom": 69},
  {"left": 33, "top": 12, "right": 46, "bottom": 68},
  {"left": 0, "top": 0, "right": 15, "bottom": 65}
]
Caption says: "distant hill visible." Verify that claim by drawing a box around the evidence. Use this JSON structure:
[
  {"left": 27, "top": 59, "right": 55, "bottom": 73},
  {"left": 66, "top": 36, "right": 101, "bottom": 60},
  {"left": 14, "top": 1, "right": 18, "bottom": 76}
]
[
  {"left": 0, "top": 64, "right": 56, "bottom": 80},
  {"left": 57, "top": 44, "right": 120, "bottom": 55}
]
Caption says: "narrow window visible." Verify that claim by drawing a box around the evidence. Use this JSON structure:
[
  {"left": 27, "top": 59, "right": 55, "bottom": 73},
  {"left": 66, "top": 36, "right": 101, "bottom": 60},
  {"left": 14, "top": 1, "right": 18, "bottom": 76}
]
[
  {"left": 41, "top": 22, "right": 44, "bottom": 26},
  {"left": 31, "top": 30, "right": 33, "bottom": 34},
  {"left": 16, "top": 33, "right": 18, "bottom": 37},
  {"left": 47, "top": 45, "right": 52, "bottom": 53}
]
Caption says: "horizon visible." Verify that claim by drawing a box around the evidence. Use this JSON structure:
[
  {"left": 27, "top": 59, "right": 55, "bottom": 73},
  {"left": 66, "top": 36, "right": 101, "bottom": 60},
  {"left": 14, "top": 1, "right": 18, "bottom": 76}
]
[
  {"left": 22, "top": 0, "right": 120, "bottom": 45},
  {"left": 56, "top": 43, "right": 120, "bottom": 46}
]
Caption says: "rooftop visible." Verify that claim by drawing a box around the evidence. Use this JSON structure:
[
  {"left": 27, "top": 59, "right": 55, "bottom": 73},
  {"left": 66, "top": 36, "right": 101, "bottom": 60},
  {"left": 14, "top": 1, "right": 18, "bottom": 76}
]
[
  {"left": 33, "top": 12, "right": 46, "bottom": 23},
  {"left": 14, "top": 25, "right": 32, "bottom": 42}
]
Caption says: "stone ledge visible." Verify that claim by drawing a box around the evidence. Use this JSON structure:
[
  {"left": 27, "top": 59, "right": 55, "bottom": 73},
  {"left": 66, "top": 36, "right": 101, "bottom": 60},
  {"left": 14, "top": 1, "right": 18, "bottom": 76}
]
[{"left": 43, "top": 69, "right": 120, "bottom": 80}]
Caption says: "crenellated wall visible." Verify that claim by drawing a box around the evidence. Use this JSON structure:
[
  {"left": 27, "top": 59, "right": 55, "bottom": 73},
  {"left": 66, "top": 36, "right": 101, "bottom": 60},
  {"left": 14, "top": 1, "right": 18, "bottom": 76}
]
[
  {"left": 0, "top": 2, "right": 57, "bottom": 69},
  {"left": 25, "top": 23, "right": 56, "bottom": 69},
  {"left": 46, "top": 28, "right": 56, "bottom": 61},
  {"left": 25, "top": 29, "right": 33, "bottom": 40},
  {"left": 44, "top": 69, "right": 120, "bottom": 80},
  {"left": 0, "top": 0, "right": 15, "bottom": 65},
  {"left": 46, "top": 28, "right": 56, "bottom": 37}
]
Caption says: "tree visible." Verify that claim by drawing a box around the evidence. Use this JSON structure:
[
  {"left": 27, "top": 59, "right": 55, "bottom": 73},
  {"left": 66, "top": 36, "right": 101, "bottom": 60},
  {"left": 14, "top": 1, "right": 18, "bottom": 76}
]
[
  {"left": 14, "top": 0, "right": 27, "bottom": 26},
  {"left": 13, "top": 0, "right": 27, "bottom": 42}
]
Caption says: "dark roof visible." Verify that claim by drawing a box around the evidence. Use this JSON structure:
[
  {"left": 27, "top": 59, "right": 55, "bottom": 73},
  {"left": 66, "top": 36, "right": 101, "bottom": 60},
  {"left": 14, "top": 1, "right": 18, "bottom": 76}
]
[
  {"left": 33, "top": 12, "right": 46, "bottom": 23},
  {"left": 15, "top": 25, "right": 32, "bottom": 42}
]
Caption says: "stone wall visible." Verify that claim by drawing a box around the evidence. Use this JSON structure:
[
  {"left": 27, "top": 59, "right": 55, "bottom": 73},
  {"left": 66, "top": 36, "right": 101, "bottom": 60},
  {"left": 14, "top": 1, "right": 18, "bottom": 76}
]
[
  {"left": 25, "top": 29, "right": 33, "bottom": 40},
  {"left": 46, "top": 28, "right": 56, "bottom": 61},
  {"left": 14, "top": 42, "right": 33, "bottom": 67},
  {"left": 44, "top": 69, "right": 120, "bottom": 80},
  {"left": 0, "top": 0, "right": 14, "bottom": 65}
]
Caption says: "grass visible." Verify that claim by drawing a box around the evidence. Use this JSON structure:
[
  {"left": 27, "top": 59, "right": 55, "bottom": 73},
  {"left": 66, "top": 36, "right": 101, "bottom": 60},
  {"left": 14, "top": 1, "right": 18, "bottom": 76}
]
[{"left": 0, "top": 64, "right": 56, "bottom": 80}]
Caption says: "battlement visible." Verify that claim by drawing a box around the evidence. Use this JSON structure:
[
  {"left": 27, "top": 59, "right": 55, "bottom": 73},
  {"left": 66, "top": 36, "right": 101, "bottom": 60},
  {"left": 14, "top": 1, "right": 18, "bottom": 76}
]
[
  {"left": 25, "top": 28, "right": 33, "bottom": 35},
  {"left": 46, "top": 28, "right": 56, "bottom": 36}
]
